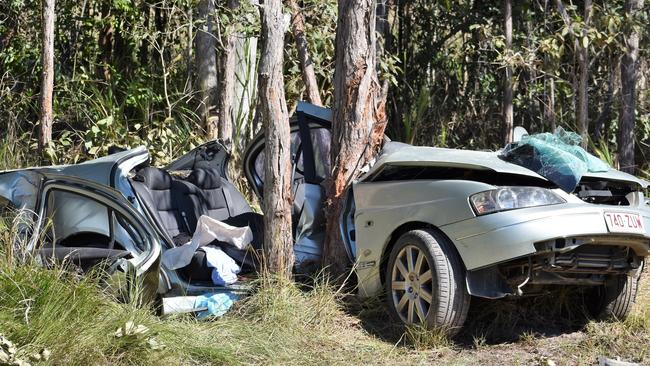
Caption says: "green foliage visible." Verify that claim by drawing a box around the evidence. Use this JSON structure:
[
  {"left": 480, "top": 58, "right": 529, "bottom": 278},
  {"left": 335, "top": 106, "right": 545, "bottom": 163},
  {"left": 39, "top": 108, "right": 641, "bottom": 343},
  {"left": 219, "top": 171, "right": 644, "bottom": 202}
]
[
  {"left": 1, "top": 0, "right": 649, "bottom": 174},
  {"left": 284, "top": 0, "right": 337, "bottom": 109},
  {"left": 384, "top": 0, "right": 650, "bottom": 174}
]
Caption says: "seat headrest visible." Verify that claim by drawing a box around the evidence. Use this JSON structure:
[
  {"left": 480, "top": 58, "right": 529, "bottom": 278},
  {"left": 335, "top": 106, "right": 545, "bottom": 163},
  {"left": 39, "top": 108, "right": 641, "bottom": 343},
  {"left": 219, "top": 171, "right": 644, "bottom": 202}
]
[
  {"left": 134, "top": 167, "right": 173, "bottom": 190},
  {"left": 188, "top": 168, "right": 222, "bottom": 189}
]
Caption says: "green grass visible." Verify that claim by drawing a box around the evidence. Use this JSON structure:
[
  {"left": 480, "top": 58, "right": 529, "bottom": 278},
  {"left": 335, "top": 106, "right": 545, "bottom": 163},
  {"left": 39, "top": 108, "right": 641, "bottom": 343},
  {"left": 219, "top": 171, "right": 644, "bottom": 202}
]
[{"left": 0, "top": 213, "right": 422, "bottom": 365}]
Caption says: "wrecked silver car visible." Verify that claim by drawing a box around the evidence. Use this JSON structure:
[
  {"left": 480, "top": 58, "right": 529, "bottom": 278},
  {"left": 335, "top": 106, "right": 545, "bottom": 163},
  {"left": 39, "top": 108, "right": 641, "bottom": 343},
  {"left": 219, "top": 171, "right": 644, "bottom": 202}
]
[{"left": 1, "top": 102, "right": 649, "bottom": 333}]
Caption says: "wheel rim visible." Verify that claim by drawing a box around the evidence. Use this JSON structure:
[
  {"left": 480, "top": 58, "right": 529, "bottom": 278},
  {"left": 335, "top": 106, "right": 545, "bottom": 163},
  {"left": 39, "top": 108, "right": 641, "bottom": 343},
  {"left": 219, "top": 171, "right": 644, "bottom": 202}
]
[{"left": 391, "top": 244, "right": 434, "bottom": 324}]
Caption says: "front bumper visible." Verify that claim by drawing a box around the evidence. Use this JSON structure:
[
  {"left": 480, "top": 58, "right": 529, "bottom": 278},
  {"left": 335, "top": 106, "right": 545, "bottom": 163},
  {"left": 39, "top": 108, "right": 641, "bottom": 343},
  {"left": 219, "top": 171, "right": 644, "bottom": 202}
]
[{"left": 439, "top": 203, "right": 650, "bottom": 271}]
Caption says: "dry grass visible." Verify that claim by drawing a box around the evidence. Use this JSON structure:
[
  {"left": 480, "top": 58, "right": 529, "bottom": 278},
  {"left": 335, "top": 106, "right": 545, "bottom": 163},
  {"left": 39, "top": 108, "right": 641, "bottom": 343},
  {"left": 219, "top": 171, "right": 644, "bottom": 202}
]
[{"left": 1, "top": 208, "right": 649, "bottom": 365}]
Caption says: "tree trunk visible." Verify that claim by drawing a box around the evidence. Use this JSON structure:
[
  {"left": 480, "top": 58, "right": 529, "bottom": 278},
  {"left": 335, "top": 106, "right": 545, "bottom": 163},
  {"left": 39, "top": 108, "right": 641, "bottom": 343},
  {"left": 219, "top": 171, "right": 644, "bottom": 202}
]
[
  {"left": 217, "top": 0, "right": 239, "bottom": 150},
  {"left": 196, "top": 0, "right": 219, "bottom": 139},
  {"left": 554, "top": 0, "right": 590, "bottom": 147},
  {"left": 545, "top": 76, "right": 556, "bottom": 132},
  {"left": 139, "top": 1, "right": 149, "bottom": 66},
  {"left": 97, "top": 0, "right": 113, "bottom": 81},
  {"left": 287, "top": 0, "right": 322, "bottom": 106},
  {"left": 594, "top": 56, "right": 617, "bottom": 142},
  {"left": 322, "top": 0, "right": 387, "bottom": 276},
  {"left": 577, "top": 0, "right": 591, "bottom": 148},
  {"left": 39, "top": 0, "right": 55, "bottom": 154},
  {"left": 618, "top": 0, "right": 643, "bottom": 174},
  {"left": 503, "top": 0, "right": 513, "bottom": 144},
  {"left": 258, "top": 0, "right": 294, "bottom": 277},
  {"left": 542, "top": 0, "right": 556, "bottom": 132}
]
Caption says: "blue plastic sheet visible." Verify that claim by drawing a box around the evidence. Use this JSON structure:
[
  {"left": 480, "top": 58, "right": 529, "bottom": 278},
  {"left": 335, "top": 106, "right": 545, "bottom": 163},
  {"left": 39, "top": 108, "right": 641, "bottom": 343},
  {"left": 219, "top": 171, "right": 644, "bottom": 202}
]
[
  {"left": 500, "top": 127, "right": 609, "bottom": 192},
  {"left": 194, "top": 292, "right": 239, "bottom": 319}
]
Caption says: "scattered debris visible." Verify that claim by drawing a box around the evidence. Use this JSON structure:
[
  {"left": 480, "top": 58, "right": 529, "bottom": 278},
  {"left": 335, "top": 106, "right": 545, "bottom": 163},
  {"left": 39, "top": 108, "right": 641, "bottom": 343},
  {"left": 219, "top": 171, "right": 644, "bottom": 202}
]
[
  {"left": 598, "top": 356, "right": 639, "bottom": 366},
  {"left": 114, "top": 321, "right": 164, "bottom": 351},
  {"left": 114, "top": 321, "right": 149, "bottom": 338},
  {"left": 162, "top": 296, "right": 200, "bottom": 315},
  {"left": 146, "top": 338, "right": 165, "bottom": 351},
  {"left": 0, "top": 334, "right": 49, "bottom": 366}
]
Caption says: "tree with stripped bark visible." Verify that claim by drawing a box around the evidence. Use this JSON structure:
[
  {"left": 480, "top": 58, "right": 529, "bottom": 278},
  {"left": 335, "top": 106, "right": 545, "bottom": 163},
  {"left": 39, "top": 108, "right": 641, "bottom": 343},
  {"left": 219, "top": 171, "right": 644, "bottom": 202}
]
[
  {"left": 502, "top": 0, "right": 514, "bottom": 144},
  {"left": 322, "top": 0, "right": 388, "bottom": 276},
  {"left": 39, "top": 0, "right": 55, "bottom": 155},
  {"left": 258, "top": 0, "right": 294, "bottom": 277}
]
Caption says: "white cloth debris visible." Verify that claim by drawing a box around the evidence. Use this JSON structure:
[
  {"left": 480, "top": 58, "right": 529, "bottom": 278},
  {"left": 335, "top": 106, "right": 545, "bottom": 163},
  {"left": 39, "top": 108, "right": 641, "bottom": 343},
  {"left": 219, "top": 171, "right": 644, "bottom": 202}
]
[
  {"left": 201, "top": 246, "right": 240, "bottom": 286},
  {"left": 162, "top": 215, "right": 253, "bottom": 270}
]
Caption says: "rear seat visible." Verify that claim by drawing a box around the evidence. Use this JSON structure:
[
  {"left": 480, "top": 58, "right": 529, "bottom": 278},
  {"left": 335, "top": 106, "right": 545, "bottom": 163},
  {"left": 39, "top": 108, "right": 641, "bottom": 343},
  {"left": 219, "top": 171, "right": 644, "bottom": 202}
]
[
  {"left": 181, "top": 168, "right": 264, "bottom": 279},
  {"left": 131, "top": 167, "right": 190, "bottom": 242},
  {"left": 131, "top": 166, "right": 263, "bottom": 281}
]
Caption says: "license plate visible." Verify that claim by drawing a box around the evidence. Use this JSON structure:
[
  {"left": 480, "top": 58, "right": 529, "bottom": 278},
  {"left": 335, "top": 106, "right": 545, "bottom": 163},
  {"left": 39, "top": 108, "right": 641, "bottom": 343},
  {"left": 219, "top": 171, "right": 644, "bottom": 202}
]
[{"left": 604, "top": 212, "right": 646, "bottom": 234}]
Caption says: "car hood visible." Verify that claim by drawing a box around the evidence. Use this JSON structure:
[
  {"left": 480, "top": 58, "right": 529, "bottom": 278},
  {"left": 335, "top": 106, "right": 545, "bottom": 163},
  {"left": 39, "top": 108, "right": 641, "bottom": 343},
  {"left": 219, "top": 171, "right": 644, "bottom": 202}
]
[{"left": 363, "top": 144, "right": 650, "bottom": 189}]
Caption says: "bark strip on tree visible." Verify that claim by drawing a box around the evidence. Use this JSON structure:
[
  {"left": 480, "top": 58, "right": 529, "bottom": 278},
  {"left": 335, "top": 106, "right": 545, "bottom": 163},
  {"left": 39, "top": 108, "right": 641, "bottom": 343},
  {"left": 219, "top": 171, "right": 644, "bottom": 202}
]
[
  {"left": 322, "top": 0, "right": 387, "bottom": 276},
  {"left": 258, "top": 0, "right": 294, "bottom": 276}
]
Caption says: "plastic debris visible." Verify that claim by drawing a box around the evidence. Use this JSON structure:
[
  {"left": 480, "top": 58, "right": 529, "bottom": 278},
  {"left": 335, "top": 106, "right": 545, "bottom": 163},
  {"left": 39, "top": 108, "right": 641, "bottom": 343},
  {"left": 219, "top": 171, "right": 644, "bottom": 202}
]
[
  {"left": 501, "top": 127, "right": 610, "bottom": 192},
  {"left": 162, "top": 296, "right": 200, "bottom": 315},
  {"left": 194, "top": 292, "right": 239, "bottom": 319},
  {"left": 598, "top": 356, "right": 639, "bottom": 366}
]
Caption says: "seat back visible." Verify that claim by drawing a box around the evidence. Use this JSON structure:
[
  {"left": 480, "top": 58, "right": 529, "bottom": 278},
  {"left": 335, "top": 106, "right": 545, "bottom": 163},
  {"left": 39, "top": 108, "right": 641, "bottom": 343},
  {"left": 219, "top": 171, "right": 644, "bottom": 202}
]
[
  {"left": 186, "top": 168, "right": 231, "bottom": 222},
  {"left": 131, "top": 167, "right": 188, "bottom": 239}
]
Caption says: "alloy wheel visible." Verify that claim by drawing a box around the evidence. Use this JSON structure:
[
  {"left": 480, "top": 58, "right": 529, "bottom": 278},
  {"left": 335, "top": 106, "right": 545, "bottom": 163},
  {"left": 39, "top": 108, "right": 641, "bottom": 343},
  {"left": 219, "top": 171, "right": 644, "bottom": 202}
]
[{"left": 391, "top": 244, "right": 434, "bottom": 324}]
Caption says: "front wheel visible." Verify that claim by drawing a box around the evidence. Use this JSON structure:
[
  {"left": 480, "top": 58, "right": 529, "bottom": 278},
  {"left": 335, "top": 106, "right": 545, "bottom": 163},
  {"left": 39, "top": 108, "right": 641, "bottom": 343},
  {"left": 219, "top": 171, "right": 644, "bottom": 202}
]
[
  {"left": 588, "top": 273, "right": 641, "bottom": 320},
  {"left": 385, "top": 228, "right": 470, "bottom": 335}
]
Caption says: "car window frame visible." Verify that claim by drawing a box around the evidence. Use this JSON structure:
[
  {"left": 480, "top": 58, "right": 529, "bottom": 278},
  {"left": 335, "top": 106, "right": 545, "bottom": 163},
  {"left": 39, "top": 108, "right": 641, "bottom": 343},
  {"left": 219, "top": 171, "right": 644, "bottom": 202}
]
[{"left": 33, "top": 177, "right": 159, "bottom": 259}]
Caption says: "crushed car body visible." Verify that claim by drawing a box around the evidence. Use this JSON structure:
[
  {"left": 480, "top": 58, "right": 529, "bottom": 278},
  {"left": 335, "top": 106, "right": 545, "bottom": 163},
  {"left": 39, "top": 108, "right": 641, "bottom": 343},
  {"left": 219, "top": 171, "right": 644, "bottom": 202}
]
[{"left": 1, "top": 101, "right": 649, "bottom": 332}]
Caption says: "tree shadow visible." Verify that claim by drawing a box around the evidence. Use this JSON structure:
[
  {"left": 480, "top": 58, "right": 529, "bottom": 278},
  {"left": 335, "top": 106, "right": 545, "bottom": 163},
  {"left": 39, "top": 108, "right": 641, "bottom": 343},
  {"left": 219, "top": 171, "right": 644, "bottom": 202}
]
[{"left": 344, "top": 287, "right": 594, "bottom": 348}]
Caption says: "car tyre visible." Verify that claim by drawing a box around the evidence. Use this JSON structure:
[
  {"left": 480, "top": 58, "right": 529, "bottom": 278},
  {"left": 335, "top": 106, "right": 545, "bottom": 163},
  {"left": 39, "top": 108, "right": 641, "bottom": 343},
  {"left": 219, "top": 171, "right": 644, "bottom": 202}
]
[
  {"left": 589, "top": 274, "right": 640, "bottom": 321},
  {"left": 385, "top": 228, "right": 470, "bottom": 335}
]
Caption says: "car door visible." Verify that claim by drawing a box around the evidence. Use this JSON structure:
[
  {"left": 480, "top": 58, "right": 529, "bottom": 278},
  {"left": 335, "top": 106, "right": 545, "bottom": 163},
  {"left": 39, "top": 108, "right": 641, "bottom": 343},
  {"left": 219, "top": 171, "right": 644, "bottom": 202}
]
[
  {"left": 34, "top": 174, "right": 162, "bottom": 301},
  {"left": 242, "top": 102, "right": 355, "bottom": 267}
]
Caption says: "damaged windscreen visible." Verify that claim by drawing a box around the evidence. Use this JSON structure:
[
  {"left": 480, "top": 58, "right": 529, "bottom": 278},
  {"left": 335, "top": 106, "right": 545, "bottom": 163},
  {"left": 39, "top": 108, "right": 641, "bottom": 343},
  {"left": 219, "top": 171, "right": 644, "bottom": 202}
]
[{"left": 500, "top": 127, "right": 609, "bottom": 192}]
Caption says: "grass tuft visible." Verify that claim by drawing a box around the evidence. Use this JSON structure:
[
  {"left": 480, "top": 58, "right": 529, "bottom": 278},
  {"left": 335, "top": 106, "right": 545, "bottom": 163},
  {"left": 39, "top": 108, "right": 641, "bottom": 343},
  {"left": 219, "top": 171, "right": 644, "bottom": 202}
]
[{"left": 403, "top": 323, "right": 453, "bottom": 351}]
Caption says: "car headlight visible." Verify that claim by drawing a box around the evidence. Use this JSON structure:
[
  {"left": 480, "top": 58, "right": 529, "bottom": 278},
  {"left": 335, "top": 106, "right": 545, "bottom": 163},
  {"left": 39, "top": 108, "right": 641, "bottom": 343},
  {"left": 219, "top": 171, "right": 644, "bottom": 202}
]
[{"left": 470, "top": 186, "right": 565, "bottom": 215}]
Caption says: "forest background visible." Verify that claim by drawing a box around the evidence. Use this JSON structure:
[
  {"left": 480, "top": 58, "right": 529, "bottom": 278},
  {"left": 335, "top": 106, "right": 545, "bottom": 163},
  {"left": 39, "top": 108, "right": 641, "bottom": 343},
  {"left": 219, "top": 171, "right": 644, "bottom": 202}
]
[{"left": 1, "top": 0, "right": 648, "bottom": 177}]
